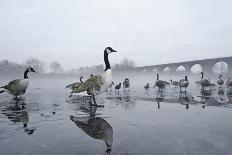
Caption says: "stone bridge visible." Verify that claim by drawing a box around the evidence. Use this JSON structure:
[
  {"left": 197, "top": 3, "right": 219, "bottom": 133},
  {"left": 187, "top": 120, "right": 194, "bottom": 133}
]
[{"left": 134, "top": 56, "right": 232, "bottom": 75}]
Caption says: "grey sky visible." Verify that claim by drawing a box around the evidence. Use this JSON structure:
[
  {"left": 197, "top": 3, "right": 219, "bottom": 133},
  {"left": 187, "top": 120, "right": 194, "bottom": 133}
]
[{"left": 0, "top": 0, "right": 232, "bottom": 70}]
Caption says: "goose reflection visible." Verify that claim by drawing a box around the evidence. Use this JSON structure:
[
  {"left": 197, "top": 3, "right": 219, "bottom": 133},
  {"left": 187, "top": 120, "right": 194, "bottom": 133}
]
[
  {"left": 2, "top": 99, "right": 36, "bottom": 135},
  {"left": 178, "top": 93, "right": 193, "bottom": 109},
  {"left": 70, "top": 106, "right": 113, "bottom": 153}
]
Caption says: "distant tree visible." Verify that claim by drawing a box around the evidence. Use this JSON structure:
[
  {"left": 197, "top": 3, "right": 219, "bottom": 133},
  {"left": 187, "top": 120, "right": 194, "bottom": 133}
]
[
  {"left": 50, "top": 62, "right": 64, "bottom": 73},
  {"left": 23, "top": 57, "right": 45, "bottom": 73},
  {"left": 113, "top": 58, "right": 136, "bottom": 72},
  {"left": 0, "top": 60, "right": 24, "bottom": 74}
]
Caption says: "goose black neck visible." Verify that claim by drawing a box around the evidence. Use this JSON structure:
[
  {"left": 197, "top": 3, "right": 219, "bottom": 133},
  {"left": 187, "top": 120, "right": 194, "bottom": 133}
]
[
  {"left": 24, "top": 69, "right": 29, "bottom": 79},
  {"left": 104, "top": 50, "right": 110, "bottom": 71},
  {"left": 201, "top": 72, "right": 203, "bottom": 79},
  {"left": 157, "top": 74, "right": 159, "bottom": 80},
  {"left": 80, "top": 77, "right": 83, "bottom": 83}
]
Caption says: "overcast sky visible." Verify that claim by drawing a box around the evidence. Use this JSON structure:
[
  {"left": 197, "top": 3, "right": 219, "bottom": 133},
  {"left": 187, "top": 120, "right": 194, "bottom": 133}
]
[{"left": 0, "top": 0, "right": 232, "bottom": 70}]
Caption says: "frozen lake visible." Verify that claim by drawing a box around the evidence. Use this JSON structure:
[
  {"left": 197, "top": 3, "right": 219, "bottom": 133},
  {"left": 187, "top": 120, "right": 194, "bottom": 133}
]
[{"left": 0, "top": 74, "right": 232, "bottom": 155}]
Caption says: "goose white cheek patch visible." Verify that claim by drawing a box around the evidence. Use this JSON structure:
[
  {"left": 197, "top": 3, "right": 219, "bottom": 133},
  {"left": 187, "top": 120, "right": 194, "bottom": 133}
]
[{"left": 106, "top": 49, "right": 111, "bottom": 54}]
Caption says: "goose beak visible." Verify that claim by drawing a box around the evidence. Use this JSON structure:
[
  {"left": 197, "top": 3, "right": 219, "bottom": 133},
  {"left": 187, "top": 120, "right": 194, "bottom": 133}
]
[{"left": 112, "top": 49, "right": 117, "bottom": 52}]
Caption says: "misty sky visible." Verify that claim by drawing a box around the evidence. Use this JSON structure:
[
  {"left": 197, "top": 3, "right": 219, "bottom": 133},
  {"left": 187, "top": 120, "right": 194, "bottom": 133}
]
[{"left": 1, "top": 0, "right": 232, "bottom": 70}]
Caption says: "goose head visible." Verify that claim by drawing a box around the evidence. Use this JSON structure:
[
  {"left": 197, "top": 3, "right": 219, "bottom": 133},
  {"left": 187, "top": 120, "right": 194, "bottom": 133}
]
[
  {"left": 185, "top": 76, "right": 188, "bottom": 81},
  {"left": 28, "top": 67, "right": 36, "bottom": 73},
  {"left": 105, "top": 47, "right": 117, "bottom": 54},
  {"left": 24, "top": 67, "right": 36, "bottom": 79},
  {"left": 104, "top": 47, "right": 117, "bottom": 71}
]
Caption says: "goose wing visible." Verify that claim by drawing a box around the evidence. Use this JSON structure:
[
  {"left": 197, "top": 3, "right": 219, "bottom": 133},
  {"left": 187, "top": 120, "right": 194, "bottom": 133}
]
[
  {"left": 74, "top": 75, "right": 104, "bottom": 94},
  {"left": 1, "top": 79, "right": 21, "bottom": 91},
  {"left": 66, "top": 82, "right": 81, "bottom": 89}
]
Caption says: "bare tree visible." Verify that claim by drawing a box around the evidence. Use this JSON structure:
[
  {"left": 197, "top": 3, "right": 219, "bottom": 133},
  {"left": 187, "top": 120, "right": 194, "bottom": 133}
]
[
  {"left": 50, "top": 62, "right": 64, "bottom": 73},
  {"left": 23, "top": 57, "right": 45, "bottom": 73}
]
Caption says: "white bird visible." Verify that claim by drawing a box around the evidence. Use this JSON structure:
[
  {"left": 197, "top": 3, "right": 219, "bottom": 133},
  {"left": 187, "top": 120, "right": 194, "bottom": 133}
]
[
  {"left": 178, "top": 76, "right": 189, "bottom": 92},
  {"left": 72, "top": 47, "right": 117, "bottom": 105},
  {"left": 0, "top": 67, "right": 36, "bottom": 100},
  {"left": 217, "top": 74, "right": 224, "bottom": 88},
  {"left": 200, "top": 72, "right": 211, "bottom": 90},
  {"left": 155, "top": 74, "right": 166, "bottom": 91}
]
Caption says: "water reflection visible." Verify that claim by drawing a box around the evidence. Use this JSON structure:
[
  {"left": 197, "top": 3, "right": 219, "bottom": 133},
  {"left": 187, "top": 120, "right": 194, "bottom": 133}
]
[
  {"left": 70, "top": 105, "right": 113, "bottom": 153},
  {"left": 2, "top": 99, "right": 36, "bottom": 135},
  {"left": 178, "top": 93, "right": 193, "bottom": 109}
]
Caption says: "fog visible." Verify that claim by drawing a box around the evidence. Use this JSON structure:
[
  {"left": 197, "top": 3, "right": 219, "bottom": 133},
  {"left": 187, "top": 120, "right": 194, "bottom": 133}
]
[{"left": 1, "top": 0, "right": 232, "bottom": 70}]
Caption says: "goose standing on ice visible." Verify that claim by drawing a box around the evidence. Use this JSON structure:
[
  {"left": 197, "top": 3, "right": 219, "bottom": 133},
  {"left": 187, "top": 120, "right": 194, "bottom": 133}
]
[
  {"left": 123, "top": 78, "right": 130, "bottom": 91},
  {"left": 178, "top": 76, "right": 189, "bottom": 92},
  {"left": 217, "top": 74, "right": 224, "bottom": 88},
  {"left": 0, "top": 67, "right": 36, "bottom": 100},
  {"left": 72, "top": 47, "right": 117, "bottom": 106},
  {"left": 155, "top": 74, "right": 166, "bottom": 91},
  {"left": 66, "top": 76, "right": 83, "bottom": 90},
  {"left": 144, "top": 83, "right": 150, "bottom": 90},
  {"left": 115, "top": 83, "right": 121, "bottom": 92},
  {"left": 200, "top": 72, "right": 211, "bottom": 90},
  {"left": 170, "top": 79, "right": 178, "bottom": 88}
]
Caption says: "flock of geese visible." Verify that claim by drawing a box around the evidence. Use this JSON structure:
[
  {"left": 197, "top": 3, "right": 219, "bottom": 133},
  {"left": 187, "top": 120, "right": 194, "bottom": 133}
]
[{"left": 1, "top": 46, "right": 232, "bottom": 107}]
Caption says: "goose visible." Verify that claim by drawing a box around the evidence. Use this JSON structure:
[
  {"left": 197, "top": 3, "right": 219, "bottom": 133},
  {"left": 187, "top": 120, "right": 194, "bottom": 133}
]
[
  {"left": 66, "top": 76, "right": 83, "bottom": 90},
  {"left": 217, "top": 74, "right": 224, "bottom": 88},
  {"left": 155, "top": 74, "right": 166, "bottom": 91},
  {"left": 123, "top": 78, "right": 130, "bottom": 91},
  {"left": 0, "top": 67, "right": 36, "bottom": 100},
  {"left": 178, "top": 76, "right": 189, "bottom": 92},
  {"left": 144, "top": 83, "right": 150, "bottom": 90},
  {"left": 72, "top": 47, "right": 117, "bottom": 105},
  {"left": 226, "top": 77, "right": 232, "bottom": 88},
  {"left": 170, "top": 79, "right": 178, "bottom": 88},
  {"left": 110, "top": 82, "right": 115, "bottom": 90},
  {"left": 200, "top": 72, "right": 211, "bottom": 90},
  {"left": 115, "top": 83, "right": 122, "bottom": 92}
]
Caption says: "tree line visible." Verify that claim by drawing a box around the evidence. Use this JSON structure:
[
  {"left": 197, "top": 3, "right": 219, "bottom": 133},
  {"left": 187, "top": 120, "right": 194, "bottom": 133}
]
[{"left": 0, "top": 57, "right": 136, "bottom": 75}]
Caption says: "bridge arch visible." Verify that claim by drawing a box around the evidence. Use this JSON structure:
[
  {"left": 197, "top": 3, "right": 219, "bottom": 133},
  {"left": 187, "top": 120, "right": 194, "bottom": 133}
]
[
  {"left": 191, "top": 64, "right": 203, "bottom": 74},
  {"left": 212, "top": 61, "right": 228, "bottom": 73},
  {"left": 176, "top": 65, "right": 185, "bottom": 73},
  {"left": 163, "top": 66, "right": 170, "bottom": 73}
]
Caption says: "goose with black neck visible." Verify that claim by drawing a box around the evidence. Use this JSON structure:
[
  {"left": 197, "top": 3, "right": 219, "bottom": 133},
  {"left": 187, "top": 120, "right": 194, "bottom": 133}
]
[
  {"left": 0, "top": 67, "right": 36, "bottom": 100},
  {"left": 72, "top": 47, "right": 117, "bottom": 106}
]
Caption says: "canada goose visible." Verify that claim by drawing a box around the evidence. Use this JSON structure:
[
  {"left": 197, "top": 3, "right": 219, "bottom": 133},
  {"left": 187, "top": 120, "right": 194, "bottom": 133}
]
[
  {"left": 72, "top": 47, "right": 117, "bottom": 105},
  {"left": 123, "top": 78, "right": 130, "bottom": 91},
  {"left": 217, "top": 74, "right": 224, "bottom": 88},
  {"left": 178, "top": 76, "right": 189, "bottom": 92},
  {"left": 144, "top": 83, "right": 150, "bottom": 90},
  {"left": 226, "top": 77, "right": 232, "bottom": 88},
  {"left": 0, "top": 67, "right": 36, "bottom": 100},
  {"left": 200, "top": 72, "right": 211, "bottom": 90},
  {"left": 66, "top": 76, "right": 83, "bottom": 90},
  {"left": 115, "top": 83, "right": 122, "bottom": 92},
  {"left": 170, "top": 79, "right": 178, "bottom": 88},
  {"left": 155, "top": 74, "right": 166, "bottom": 91},
  {"left": 110, "top": 82, "right": 115, "bottom": 90}
]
